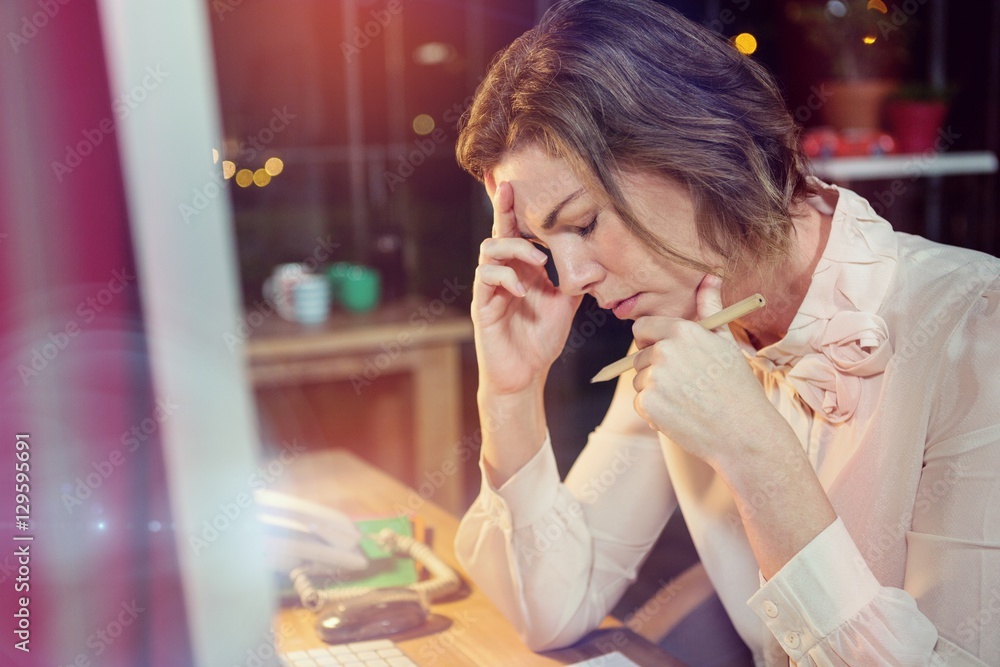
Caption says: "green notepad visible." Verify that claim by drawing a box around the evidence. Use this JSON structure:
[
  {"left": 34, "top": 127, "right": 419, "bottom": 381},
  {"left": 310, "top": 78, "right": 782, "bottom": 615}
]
[{"left": 346, "top": 516, "right": 418, "bottom": 589}]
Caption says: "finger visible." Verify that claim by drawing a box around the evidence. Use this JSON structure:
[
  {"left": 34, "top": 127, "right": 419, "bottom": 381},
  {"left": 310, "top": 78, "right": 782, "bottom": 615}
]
[
  {"left": 696, "top": 273, "right": 725, "bottom": 320},
  {"left": 631, "top": 389, "right": 657, "bottom": 432},
  {"left": 476, "top": 263, "right": 527, "bottom": 297},
  {"left": 631, "top": 316, "right": 679, "bottom": 349},
  {"left": 479, "top": 237, "right": 548, "bottom": 267},
  {"left": 484, "top": 171, "right": 497, "bottom": 199},
  {"left": 492, "top": 181, "right": 519, "bottom": 239},
  {"left": 631, "top": 346, "right": 654, "bottom": 374},
  {"left": 696, "top": 272, "right": 739, "bottom": 344}
]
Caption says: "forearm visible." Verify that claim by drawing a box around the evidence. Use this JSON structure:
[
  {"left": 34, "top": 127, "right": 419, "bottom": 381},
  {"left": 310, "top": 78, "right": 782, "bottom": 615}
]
[
  {"left": 457, "top": 425, "right": 675, "bottom": 652},
  {"left": 478, "top": 382, "right": 548, "bottom": 487},
  {"left": 715, "top": 417, "right": 837, "bottom": 580}
]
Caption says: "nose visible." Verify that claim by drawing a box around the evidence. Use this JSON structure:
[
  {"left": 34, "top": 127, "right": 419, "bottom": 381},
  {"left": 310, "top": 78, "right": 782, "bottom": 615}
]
[{"left": 552, "top": 246, "right": 602, "bottom": 297}]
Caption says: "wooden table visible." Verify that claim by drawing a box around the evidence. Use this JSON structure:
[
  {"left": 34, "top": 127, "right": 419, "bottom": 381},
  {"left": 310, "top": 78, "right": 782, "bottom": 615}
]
[
  {"left": 245, "top": 298, "right": 473, "bottom": 513},
  {"left": 273, "top": 450, "right": 687, "bottom": 667}
]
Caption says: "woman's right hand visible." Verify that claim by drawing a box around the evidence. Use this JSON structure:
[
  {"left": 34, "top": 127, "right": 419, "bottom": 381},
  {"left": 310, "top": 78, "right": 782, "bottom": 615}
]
[{"left": 473, "top": 180, "right": 583, "bottom": 397}]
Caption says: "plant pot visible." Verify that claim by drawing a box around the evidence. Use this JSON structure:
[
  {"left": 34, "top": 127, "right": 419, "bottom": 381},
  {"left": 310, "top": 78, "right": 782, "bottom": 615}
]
[
  {"left": 885, "top": 100, "right": 949, "bottom": 154},
  {"left": 820, "top": 79, "right": 898, "bottom": 131}
]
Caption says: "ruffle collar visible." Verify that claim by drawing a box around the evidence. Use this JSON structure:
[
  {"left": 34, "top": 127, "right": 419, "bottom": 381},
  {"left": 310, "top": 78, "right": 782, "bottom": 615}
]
[{"left": 745, "top": 179, "right": 898, "bottom": 423}]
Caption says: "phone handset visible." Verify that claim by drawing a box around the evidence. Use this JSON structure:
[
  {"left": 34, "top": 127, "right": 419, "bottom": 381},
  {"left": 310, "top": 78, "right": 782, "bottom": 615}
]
[{"left": 255, "top": 489, "right": 370, "bottom": 574}]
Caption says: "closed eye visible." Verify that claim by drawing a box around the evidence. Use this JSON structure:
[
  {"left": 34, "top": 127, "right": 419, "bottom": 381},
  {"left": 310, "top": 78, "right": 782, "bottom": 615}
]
[
  {"left": 576, "top": 214, "right": 598, "bottom": 238},
  {"left": 520, "top": 230, "right": 543, "bottom": 245}
]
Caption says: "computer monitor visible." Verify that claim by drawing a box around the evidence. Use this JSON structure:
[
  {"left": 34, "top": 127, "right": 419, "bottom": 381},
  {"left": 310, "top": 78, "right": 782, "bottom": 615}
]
[
  {"left": 0, "top": 1, "right": 278, "bottom": 665},
  {"left": 98, "top": 2, "right": 278, "bottom": 664}
]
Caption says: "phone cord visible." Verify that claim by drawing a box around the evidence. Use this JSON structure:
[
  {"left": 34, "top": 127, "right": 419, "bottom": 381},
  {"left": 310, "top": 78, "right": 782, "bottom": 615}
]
[{"left": 289, "top": 528, "right": 462, "bottom": 611}]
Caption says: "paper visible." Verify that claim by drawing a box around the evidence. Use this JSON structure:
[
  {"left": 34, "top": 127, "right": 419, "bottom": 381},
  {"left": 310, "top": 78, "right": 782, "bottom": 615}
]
[{"left": 568, "top": 651, "right": 642, "bottom": 667}]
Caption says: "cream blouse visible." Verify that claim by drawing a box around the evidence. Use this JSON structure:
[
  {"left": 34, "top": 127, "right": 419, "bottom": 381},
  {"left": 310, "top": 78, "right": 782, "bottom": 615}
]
[{"left": 454, "top": 181, "right": 1000, "bottom": 666}]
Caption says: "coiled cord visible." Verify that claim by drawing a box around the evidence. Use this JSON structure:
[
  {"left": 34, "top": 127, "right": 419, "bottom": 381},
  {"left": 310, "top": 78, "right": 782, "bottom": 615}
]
[{"left": 289, "top": 528, "right": 461, "bottom": 611}]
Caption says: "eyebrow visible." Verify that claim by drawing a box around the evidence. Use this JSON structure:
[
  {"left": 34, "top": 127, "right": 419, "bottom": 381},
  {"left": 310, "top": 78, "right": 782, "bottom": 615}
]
[{"left": 519, "top": 188, "right": 585, "bottom": 240}]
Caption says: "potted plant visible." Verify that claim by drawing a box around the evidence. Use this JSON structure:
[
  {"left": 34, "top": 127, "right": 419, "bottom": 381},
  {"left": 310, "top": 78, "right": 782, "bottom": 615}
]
[
  {"left": 796, "top": 0, "right": 912, "bottom": 130},
  {"left": 884, "top": 83, "right": 955, "bottom": 154}
]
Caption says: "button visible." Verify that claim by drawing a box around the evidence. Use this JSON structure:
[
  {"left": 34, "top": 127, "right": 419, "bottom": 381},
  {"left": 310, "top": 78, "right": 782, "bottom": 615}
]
[
  {"left": 349, "top": 640, "right": 395, "bottom": 652},
  {"left": 763, "top": 600, "right": 778, "bottom": 618},
  {"left": 386, "top": 658, "right": 417, "bottom": 667},
  {"left": 784, "top": 631, "right": 801, "bottom": 649},
  {"left": 377, "top": 649, "right": 403, "bottom": 658}
]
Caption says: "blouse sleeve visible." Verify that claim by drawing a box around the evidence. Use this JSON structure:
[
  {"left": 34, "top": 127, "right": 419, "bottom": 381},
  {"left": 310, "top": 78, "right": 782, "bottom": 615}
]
[
  {"left": 454, "top": 370, "right": 678, "bottom": 651},
  {"left": 747, "top": 274, "right": 1000, "bottom": 666}
]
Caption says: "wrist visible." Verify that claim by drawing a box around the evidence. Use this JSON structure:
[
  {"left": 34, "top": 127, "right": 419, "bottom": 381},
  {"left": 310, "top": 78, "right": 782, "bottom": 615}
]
[
  {"left": 478, "top": 376, "right": 546, "bottom": 406},
  {"left": 712, "top": 420, "right": 837, "bottom": 579},
  {"left": 478, "top": 384, "right": 546, "bottom": 435},
  {"left": 713, "top": 416, "right": 806, "bottom": 494},
  {"left": 477, "top": 382, "right": 549, "bottom": 487}
]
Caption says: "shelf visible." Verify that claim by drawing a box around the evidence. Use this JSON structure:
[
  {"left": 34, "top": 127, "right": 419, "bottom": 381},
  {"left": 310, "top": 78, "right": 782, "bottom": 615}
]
[{"left": 810, "top": 151, "right": 998, "bottom": 182}]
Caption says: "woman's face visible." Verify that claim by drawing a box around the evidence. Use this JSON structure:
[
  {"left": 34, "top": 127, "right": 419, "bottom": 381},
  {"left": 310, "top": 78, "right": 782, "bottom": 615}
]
[{"left": 488, "top": 144, "right": 717, "bottom": 320}]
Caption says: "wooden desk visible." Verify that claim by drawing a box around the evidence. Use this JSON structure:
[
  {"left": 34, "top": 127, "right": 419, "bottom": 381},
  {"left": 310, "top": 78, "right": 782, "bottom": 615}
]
[
  {"left": 273, "top": 450, "right": 687, "bottom": 667},
  {"left": 245, "top": 298, "right": 473, "bottom": 513}
]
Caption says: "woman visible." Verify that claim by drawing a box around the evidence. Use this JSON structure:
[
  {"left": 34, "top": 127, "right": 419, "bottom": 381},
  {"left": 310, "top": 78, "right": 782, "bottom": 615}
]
[{"left": 453, "top": 0, "right": 1000, "bottom": 665}]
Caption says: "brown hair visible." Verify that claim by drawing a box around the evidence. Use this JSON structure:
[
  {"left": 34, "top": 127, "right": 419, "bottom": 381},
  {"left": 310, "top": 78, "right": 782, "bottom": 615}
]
[{"left": 455, "top": 0, "right": 812, "bottom": 274}]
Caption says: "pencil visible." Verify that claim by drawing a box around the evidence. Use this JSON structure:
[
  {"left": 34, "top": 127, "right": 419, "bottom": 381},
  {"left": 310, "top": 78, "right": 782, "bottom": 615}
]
[{"left": 589, "top": 293, "right": 766, "bottom": 383}]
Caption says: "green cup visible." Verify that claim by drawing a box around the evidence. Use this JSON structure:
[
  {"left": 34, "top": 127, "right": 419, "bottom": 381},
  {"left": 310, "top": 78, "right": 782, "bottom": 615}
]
[
  {"left": 327, "top": 262, "right": 354, "bottom": 300},
  {"left": 328, "top": 263, "right": 380, "bottom": 313}
]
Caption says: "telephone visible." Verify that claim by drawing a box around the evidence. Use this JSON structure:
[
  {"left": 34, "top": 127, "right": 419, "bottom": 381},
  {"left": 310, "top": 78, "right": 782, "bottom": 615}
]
[
  {"left": 255, "top": 489, "right": 462, "bottom": 612},
  {"left": 255, "top": 488, "right": 370, "bottom": 574}
]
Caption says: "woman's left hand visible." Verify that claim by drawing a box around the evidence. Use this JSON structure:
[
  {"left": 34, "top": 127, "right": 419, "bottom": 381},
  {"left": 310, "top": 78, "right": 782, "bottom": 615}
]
[{"left": 631, "top": 274, "right": 783, "bottom": 471}]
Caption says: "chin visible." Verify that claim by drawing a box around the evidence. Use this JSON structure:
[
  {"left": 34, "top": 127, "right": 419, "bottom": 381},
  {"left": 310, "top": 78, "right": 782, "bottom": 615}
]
[{"left": 650, "top": 295, "right": 698, "bottom": 320}]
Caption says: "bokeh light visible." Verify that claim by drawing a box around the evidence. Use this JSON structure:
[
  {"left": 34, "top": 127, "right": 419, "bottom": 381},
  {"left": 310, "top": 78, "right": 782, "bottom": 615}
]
[
  {"left": 253, "top": 168, "right": 271, "bottom": 187},
  {"left": 235, "top": 169, "right": 254, "bottom": 187},
  {"left": 734, "top": 33, "right": 758, "bottom": 55},
  {"left": 222, "top": 160, "right": 236, "bottom": 179},
  {"left": 412, "top": 114, "right": 435, "bottom": 135},
  {"left": 264, "top": 157, "right": 284, "bottom": 176},
  {"left": 825, "top": 0, "right": 847, "bottom": 18},
  {"left": 413, "top": 42, "right": 455, "bottom": 65}
]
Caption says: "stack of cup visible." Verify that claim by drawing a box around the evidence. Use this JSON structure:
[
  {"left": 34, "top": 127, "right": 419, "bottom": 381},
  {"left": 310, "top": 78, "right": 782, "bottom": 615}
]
[
  {"left": 263, "top": 263, "right": 308, "bottom": 321},
  {"left": 291, "top": 274, "right": 332, "bottom": 324}
]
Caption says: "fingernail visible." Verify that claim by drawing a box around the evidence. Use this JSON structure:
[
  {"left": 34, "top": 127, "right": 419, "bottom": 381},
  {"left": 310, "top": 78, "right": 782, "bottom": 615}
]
[
  {"left": 516, "top": 281, "right": 527, "bottom": 297},
  {"left": 532, "top": 249, "right": 547, "bottom": 263}
]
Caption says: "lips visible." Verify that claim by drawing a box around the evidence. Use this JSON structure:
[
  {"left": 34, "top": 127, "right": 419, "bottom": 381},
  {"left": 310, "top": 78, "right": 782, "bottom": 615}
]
[{"left": 605, "top": 293, "right": 641, "bottom": 319}]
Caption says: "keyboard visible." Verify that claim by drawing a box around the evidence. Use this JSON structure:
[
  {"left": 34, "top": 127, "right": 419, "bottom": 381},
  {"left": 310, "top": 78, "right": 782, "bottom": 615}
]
[{"left": 280, "top": 639, "right": 417, "bottom": 667}]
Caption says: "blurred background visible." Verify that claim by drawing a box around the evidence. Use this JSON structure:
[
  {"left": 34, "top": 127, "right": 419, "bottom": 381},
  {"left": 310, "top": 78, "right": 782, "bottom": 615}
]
[
  {"left": 1, "top": 0, "right": 997, "bottom": 665},
  {"left": 213, "top": 0, "right": 999, "bottom": 307}
]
